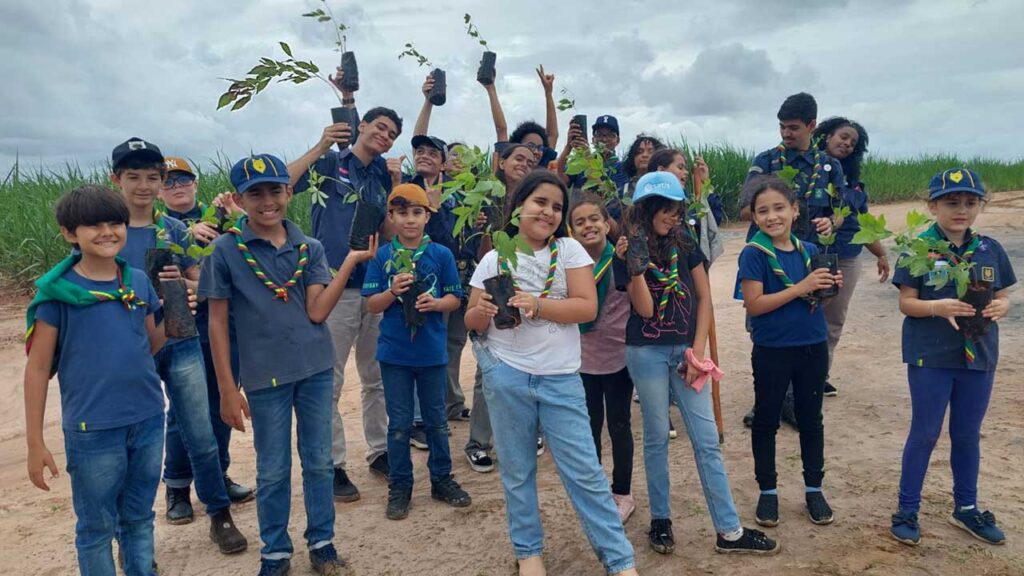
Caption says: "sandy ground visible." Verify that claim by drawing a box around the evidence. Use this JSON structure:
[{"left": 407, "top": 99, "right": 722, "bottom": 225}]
[{"left": 0, "top": 194, "right": 1022, "bottom": 576}]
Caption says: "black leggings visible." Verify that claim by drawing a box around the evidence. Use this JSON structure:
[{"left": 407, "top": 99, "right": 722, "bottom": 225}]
[
  {"left": 581, "top": 368, "right": 635, "bottom": 496},
  {"left": 751, "top": 343, "right": 828, "bottom": 490}
]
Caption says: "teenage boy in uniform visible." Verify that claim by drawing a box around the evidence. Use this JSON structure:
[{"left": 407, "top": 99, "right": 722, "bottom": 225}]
[
  {"left": 158, "top": 157, "right": 254, "bottom": 524},
  {"left": 561, "top": 114, "right": 629, "bottom": 191},
  {"left": 25, "top": 185, "right": 167, "bottom": 575},
  {"left": 109, "top": 138, "right": 247, "bottom": 553},
  {"left": 362, "top": 183, "right": 472, "bottom": 519},
  {"left": 202, "top": 154, "right": 375, "bottom": 576},
  {"left": 288, "top": 106, "right": 404, "bottom": 502},
  {"left": 738, "top": 94, "right": 845, "bottom": 428}
]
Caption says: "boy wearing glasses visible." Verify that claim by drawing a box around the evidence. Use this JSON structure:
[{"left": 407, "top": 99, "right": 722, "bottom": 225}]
[{"left": 157, "top": 157, "right": 255, "bottom": 525}]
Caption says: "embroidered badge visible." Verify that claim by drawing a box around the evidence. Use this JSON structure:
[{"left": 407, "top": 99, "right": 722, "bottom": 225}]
[
  {"left": 824, "top": 164, "right": 832, "bottom": 172},
  {"left": 253, "top": 158, "right": 267, "bottom": 174},
  {"left": 949, "top": 170, "right": 963, "bottom": 184},
  {"left": 982, "top": 266, "right": 995, "bottom": 282}
]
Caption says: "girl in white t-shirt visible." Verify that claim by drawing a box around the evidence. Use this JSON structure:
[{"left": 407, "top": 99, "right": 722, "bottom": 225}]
[{"left": 465, "top": 171, "right": 638, "bottom": 576}]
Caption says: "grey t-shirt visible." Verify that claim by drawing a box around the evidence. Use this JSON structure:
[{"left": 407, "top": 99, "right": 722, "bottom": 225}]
[{"left": 198, "top": 218, "right": 335, "bottom": 391}]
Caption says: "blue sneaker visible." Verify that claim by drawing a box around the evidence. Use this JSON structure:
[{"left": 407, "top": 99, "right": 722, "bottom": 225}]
[
  {"left": 890, "top": 510, "right": 920, "bottom": 546},
  {"left": 310, "top": 543, "right": 351, "bottom": 575},
  {"left": 949, "top": 508, "right": 1006, "bottom": 545},
  {"left": 257, "top": 558, "right": 290, "bottom": 576}
]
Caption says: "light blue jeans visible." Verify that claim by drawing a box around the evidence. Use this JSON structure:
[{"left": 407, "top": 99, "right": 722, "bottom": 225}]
[
  {"left": 626, "top": 344, "right": 742, "bottom": 534},
  {"left": 474, "top": 342, "right": 635, "bottom": 574},
  {"left": 246, "top": 369, "right": 335, "bottom": 560}
]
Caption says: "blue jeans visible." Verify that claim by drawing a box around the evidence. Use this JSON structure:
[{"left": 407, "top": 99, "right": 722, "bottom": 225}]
[
  {"left": 164, "top": 339, "right": 237, "bottom": 486},
  {"left": 627, "top": 344, "right": 742, "bottom": 533},
  {"left": 474, "top": 342, "right": 635, "bottom": 574},
  {"left": 247, "top": 369, "right": 335, "bottom": 560},
  {"left": 380, "top": 362, "right": 452, "bottom": 488},
  {"left": 899, "top": 366, "right": 995, "bottom": 513},
  {"left": 65, "top": 413, "right": 164, "bottom": 576},
  {"left": 154, "top": 338, "right": 230, "bottom": 515}
]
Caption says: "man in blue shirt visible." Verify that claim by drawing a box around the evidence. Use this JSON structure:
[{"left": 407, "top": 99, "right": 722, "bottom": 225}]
[{"left": 289, "top": 106, "right": 403, "bottom": 502}]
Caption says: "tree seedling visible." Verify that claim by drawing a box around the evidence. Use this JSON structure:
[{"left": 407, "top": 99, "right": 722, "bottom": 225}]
[
  {"left": 384, "top": 246, "right": 427, "bottom": 333},
  {"left": 400, "top": 43, "right": 446, "bottom": 106},
  {"left": 464, "top": 13, "right": 496, "bottom": 85}
]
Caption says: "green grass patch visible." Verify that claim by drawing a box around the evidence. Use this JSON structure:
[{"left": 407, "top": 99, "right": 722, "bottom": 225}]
[{"left": 2, "top": 149, "right": 1022, "bottom": 287}]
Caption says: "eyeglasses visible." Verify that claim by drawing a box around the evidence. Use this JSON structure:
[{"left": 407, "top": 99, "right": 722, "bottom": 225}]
[
  {"left": 522, "top": 142, "right": 543, "bottom": 152},
  {"left": 163, "top": 174, "right": 196, "bottom": 188}
]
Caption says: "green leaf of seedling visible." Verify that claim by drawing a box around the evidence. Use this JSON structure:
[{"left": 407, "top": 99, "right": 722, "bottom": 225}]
[
  {"left": 217, "top": 91, "right": 237, "bottom": 109},
  {"left": 344, "top": 193, "right": 358, "bottom": 203},
  {"left": 279, "top": 42, "right": 293, "bottom": 57},
  {"left": 905, "top": 210, "right": 930, "bottom": 231},
  {"left": 187, "top": 245, "right": 204, "bottom": 260},
  {"left": 557, "top": 98, "right": 575, "bottom": 112},
  {"left": 835, "top": 205, "right": 852, "bottom": 219},
  {"left": 775, "top": 166, "right": 799, "bottom": 188},
  {"left": 513, "top": 234, "right": 535, "bottom": 257},
  {"left": 169, "top": 244, "right": 184, "bottom": 255}
]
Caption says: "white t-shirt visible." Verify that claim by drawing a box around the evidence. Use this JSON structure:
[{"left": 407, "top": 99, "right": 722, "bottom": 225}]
[{"left": 470, "top": 237, "right": 594, "bottom": 375}]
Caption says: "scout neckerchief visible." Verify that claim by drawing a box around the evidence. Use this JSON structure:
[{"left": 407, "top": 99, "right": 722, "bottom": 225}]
[
  {"left": 646, "top": 246, "right": 688, "bottom": 322},
  {"left": 746, "top": 231, "right": 819, "bottom": 311},
  {"left": 228, "top": 218, "right": 308, "bottom": 303},
  {"left": 390, "top": 234, "right": 432, "bottom": 272},
  {"left": 25, "top": 255, "right": 146, "bottom": 374},
  {"left": 580, "top": 239, "right": 614, "bottom": 334},
  {"left": 774, "top": 144, "right": 824, "bottom": 198},
  {"left": 920, "top": 223, "right": 982, "bottom": 364},
  {"left": 499, "top": 236, "right": 559, "bottom": 298}
]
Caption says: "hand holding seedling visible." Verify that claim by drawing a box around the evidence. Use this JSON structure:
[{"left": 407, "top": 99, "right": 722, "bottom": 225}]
[
  {"left": 799, "top": 267, "right": 839, "bottom": 295},
  {"left": 474, "top": 212, "right": 488, "bottom": 230},
  {"left": 693, "top": 155, "right": 709, "bottom": 184},
  {"left": 415, "top": 291, "right": 449, "bottom": 312},
  {"left": 876, "top": 253, "right": 891, "bottom": 282},
  {"left": 213, "top": 192, "right": 246, "bottom": 217},
  {"left": 473, "top": 291, "right": 499, "bottom": 318},
  {"left": 565, "top": 123, "right": 587, "bottom": 151},
  {"left": 390, "top": 272, "right": 415, "bottom": 296},
  {"left": 812, "top": 217, "right": 833, "bottom": 235},
  {"left": 421, "top": 74, "right": 435, "bottom": 100},
  {"left": 158, "top": 264, "right": 183, "bottom": 281},
  {"left": 27, "top": 442, "right": 58, "bottom": 491},
  {"left": 328, "top": 67, "right": 354, "bottom": 98},
  {"left": 930, "top": 298, "right": 977, "bottom": 330},
  {"left": 347, "top": 234, "right": 379, "bottom": 265},
  {"left": 509, "top": 290, "right": 540, "bottom": 319},
  {"left": 982, "top": 297, "right": 1009, "bottom": 322},
  {"left": 191, "top": 221, "right": 220, "bottom": 244},
  {"left": 221, "top": 387, "right": 251, "bottom": 432},
  {"left": 536, "top": 65, "right": 555, "bottom": 95},
  {"left": 319, "top": 122, "right": 353, "bottom": 152},
  {"left": 614, "top": 235, "right": 629, "bottom": 259},
  {"left": 386, "top": 156, "right": 406, "bottom": 187}
]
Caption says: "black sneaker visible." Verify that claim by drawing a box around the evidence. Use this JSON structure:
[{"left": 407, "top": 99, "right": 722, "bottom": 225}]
[
  {"left": 410, "top": 426, "right": 428, "bottom": 451},
  {"left": 649, "top": 518, "right": 675, "bottom": 554},
  {"left": 756, "top": 493, "right": 779, "bottom": 527},
  {"left": 333, "top": 468, "right": 360, "bottom": 503},
  {"left": 450, "top": 408, "right": 472, "bottom": 421},
  {"left": 369, "top": 453, "right": 390, "bottom": 480},
  {"left": 823, "top": 382, "right": 838, "bottom": 397},
  {"left": 224, "top": 475, "right": 255, "bottom": 504},
  {"left": 209, "top": 508, "right": 248, "bottom": 554},
  {"left": 536, "top": 436, "right": 545, "bottom": 456},
  {"left": 431, "top": 475, "right": 472, "bottom": 508},
  {"left": 257, "top": 558, "right": 290, "bottom": 576},
  {"left": 309, "top": 543, "right": 350, "bottom": 575},
  {"left": 806, "top": 491, "right": 834, "bottom": 525},
  {"left": 466, "top": 450, "right": 495, "bottom": 473},
  {"left": 742, "top": 408, "right": 754, "bottom": 428},
  {"left": 715, "top": 527, "right": 780, "bottom": 555},
  {"left": 165, "top": 486, "right": 194, "bottom": 525},
  {"left": 386, "top": 485, "right": 413, "bottom": 520}
]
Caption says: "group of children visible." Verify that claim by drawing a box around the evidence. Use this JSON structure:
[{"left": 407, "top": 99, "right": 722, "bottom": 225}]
[{"left": 22, "top": 62, "right": 1014, "bottom": 576}]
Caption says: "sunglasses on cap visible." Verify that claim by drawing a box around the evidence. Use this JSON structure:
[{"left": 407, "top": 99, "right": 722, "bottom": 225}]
[{"left": 164, "top": 173, "right": 196, "bottom": 188}]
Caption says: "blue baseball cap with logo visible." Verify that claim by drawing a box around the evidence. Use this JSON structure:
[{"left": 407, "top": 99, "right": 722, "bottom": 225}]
[
  {"left": 632, "top": 171, "right": 686, "bottom": 203},
  {"left": 231, "top": 154, "right": 291, "bottom": 193},
  {"left": 927, "top": 168, "right": 985, "bottom": 200},
  {"left": 592, "top": 115, "right": 619, "bottom": 135}
]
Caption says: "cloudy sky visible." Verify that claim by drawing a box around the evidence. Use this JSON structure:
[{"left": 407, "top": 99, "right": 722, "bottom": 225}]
[{"left": 2, "top": 0, "right": 1022, "bottom": 175}]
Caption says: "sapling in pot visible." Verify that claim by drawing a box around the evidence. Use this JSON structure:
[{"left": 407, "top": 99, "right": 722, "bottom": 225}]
[
  {"left": 625, "top": 226, "right": 650, "bottom": 278},
  {"left": 145, "top": 248, "right": 174, "bottom": 300},
  {"left": 399, "top": 44, "right": 446, "bottom": 106},
  {"left": 486, "top": 228, "right": 535, "bottom": 330},
  {"left": 812, "top": 198, "right": 851, "bottom": 299},
  {"left": 348, "top": 198, "right": 384, "bottom": 251},
  {"left": 160, "top": 278, "right": 198, "bottom": 339},
  {"left": 958, "top": 271, "right": 994, "bottom": 340},
  {"left": 464, "top": 14, "right": 496, "bottom": 85},
  {"left": 385, "top": 248, "right": 427, "bottom": 331}
]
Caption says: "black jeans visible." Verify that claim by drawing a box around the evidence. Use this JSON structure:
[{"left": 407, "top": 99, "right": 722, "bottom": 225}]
[
  {"left": 581, "top": 368, "right": 635, "bottom": 496},
  {"left": 751, "top": 343, "right": 827, "bottom": 490}
]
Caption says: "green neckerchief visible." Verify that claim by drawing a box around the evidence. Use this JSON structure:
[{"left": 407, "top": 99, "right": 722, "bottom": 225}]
[
  {"left": 580, "top": 240, "right": 614, "bottom": 334},
  {"left": 25, "top": 255, "right": 146, "bottom": 374},
  {"left": 390, "top": 234, "right": 432, "bottom": 272},
  {"left": 745, "top": 231, "right": 819, "bottom": 311},
  {"left": 919, "top": 223, "right": 981, "bottom": 364}
]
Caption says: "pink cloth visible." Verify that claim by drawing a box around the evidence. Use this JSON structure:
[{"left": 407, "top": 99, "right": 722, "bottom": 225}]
[{"left": 684, "top": 348, "right": 724, "bottom": 393}]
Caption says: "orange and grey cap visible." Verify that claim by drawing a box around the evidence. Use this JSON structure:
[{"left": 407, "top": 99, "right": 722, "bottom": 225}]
[
  {"left": 387, "top": 183, "right": 436, "bottom": 212},
  {"left": 164, "top": 156, "right": 194, "bottom": 176}
]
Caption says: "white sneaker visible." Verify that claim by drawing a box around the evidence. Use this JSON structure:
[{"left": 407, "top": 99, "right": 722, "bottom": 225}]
[
  {"left": 613, "top": 493, "right": 636, "bottom": 524},
  {"left": 536, "top": 436, "right": 545, "bottom": 456}
]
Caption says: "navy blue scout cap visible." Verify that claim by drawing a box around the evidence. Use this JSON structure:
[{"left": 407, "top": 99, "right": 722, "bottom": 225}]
[
  {"left": 928, "top": 168, "right": 985, "bottom": 200},
  {"left": 111, "top": 137, "right": 164, "bottom": 171},
  {"left": 230, "top": 154, "right": 291, "bottom": 193},
  {"left": 411, "top": 135, "right": 448, "bottom": 162},
  {"left": 592, "top": 115, "right": 619, "bottom": 135}
]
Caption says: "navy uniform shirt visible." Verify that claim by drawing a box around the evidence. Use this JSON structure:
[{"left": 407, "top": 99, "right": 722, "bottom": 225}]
[
  {"left": 293, "top": 148, "right": 392, "bottom": 287},
  {"left": 361, "top": 240, "right": 463, "bottom": 367},
  {"left": 35, "top": 268, "right": 164, "bottom": 432},
  {"left": 568, "top": 156, "right": 629, "bottom": 191},
  {"left": 742, "top": 147, "right": 845, "bottom": 246},
  {"left": 893, "top": 231, "right": 1016, "bottom": 371},
  {"left": 834, "top": 181, "right": 869, "bottom": 260},
  {"left": 199, "top": 218, "right": 336, "bottom": 391},
  {"left": 737, "top": 242, "right": 828, "bottom": 347}
]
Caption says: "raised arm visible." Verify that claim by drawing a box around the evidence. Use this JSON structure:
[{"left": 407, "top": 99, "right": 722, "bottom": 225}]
[
  {"left": 484, "top": 82, "right": 508, "bottom": 142},
  {"left": 537, "top": 65, "right": 558, "bottom": 150},
  {"left": 413, "top": 74, "right": 434, "bottom": 137}
]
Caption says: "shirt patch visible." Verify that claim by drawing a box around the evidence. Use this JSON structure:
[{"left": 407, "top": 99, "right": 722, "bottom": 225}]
[{"left": 982, "top": 266, "right": 995, "bottom": 282}]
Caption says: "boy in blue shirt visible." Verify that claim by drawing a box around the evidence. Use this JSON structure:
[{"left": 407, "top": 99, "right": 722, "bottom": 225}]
[
  {"left": 288, "top": 107, "right": 403, "bottom": 501},
  {"left": 109, "top": 138, "right": 247, "bottom": 553},
  {"left": 24, "top": 185, "right": 167, "bottom": 575},
  {"left": 157, "top": 156, "right": 254, "bottom": 523},
  {"left": 201, "top": 154, "right": 377, "bottom": 576},
  {"left": 362, "top": 183, "right": 472, "bottom": 520}
]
